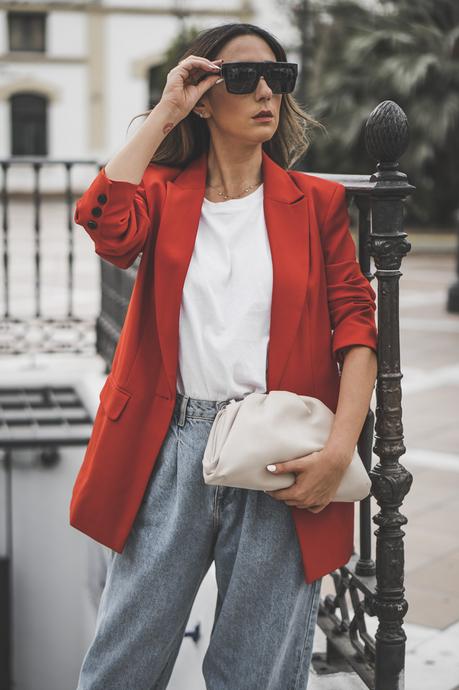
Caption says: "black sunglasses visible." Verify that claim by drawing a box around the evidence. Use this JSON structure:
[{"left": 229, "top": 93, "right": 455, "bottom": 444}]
[{"left": 217, "top": 61, "right": 298, "bottom": 94}]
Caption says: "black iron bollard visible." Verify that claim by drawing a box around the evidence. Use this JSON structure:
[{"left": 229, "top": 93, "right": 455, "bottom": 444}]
[
  {"left": 366, "top": 100, "right": 415, "bottom": 690},
  {"left": 447, "top": 210, "right": 459, "bottom": 313}
]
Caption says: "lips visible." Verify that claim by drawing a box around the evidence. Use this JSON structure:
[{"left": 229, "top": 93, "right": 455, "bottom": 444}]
[{"left": 253, "top": 111, "right": 273, "bottom": 118}]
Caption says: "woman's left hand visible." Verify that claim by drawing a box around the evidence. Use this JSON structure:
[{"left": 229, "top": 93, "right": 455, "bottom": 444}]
[{"left": 264, "top": 447, "right": 352, "bottom": 512}]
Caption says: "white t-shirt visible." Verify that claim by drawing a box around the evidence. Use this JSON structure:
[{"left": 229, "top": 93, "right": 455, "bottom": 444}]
[{"left": 176, "top": 182, "right": 273, "bottom": 401}]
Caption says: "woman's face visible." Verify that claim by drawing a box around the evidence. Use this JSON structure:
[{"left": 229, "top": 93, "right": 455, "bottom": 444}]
[{"left": 194, "top": 34, "right": 282, "bottom": 146}]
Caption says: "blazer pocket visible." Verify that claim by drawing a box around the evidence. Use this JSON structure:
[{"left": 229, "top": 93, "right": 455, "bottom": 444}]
[{"left": 99, "top": 376, "right": 132, "bottom": 421}]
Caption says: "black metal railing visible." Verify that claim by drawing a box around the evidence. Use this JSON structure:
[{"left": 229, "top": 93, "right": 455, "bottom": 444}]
[
  {"left": 0, "top": 158, "right": 103, "bottom": 355},
  {"left": 96, "top": 259, "right": 138, "bottom": 372},
  {"left": 309, "top": 101, "right": 415, "bottom": 690}
]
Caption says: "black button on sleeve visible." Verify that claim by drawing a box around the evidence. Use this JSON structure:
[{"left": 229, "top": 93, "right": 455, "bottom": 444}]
[
  {"left": 87, "top": 220, "right": 98, "bottom": 229},
  {"left": 97, "top": 193, "right": 107, "bottom": 204},
  {"left": 91, "top": 206, "right": 102, "bottom": 217}
]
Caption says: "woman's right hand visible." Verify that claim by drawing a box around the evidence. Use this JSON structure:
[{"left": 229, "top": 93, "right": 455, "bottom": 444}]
[{"left": 158, "top": 55, "right": 223, "bottom": 123}]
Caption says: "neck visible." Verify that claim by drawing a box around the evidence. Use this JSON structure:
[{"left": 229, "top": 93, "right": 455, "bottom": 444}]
[{"left": 205, "top": 145, "right": 263, "bottom": 195}]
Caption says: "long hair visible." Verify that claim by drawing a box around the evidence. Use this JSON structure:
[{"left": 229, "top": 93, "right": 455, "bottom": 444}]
[{"left": 127, "top": 22, "right": 324, "bottom": 170}]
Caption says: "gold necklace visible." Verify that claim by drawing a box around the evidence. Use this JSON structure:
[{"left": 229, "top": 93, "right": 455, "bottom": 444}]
[{"left": 206, "top": 179, "right": 263, "bottom": 200}]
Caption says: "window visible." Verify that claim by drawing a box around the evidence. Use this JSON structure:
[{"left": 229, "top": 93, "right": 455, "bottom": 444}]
[
  {"left": 8, "top": 12, "right": 46, "bottom": 52},
  {"left": 10, "top": 93, "right": 48, "bottom": 156},
  {"left": 148, "top": 65, "right": 165, "bottom": 110}
]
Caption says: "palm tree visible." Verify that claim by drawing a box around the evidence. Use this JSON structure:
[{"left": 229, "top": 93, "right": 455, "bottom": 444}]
[{"left": 299, "top": 0, "right": 459, "bottom": 226}]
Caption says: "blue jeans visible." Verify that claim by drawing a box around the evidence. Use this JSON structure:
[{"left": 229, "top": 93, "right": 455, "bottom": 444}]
[{"left": 76, "top": 391, "right": 322, "bottom": 690}]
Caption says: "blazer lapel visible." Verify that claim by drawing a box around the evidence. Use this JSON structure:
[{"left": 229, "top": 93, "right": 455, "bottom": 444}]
[{"left": 154, "top": 149, "right": 310, "bottom": 399}]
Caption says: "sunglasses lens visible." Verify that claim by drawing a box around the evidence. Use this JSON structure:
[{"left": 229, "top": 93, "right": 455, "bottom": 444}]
[
  {"left": 221, "top": 62, "right": 297, "bottom": 94},
  {"left": 265, "top": 65, "right": 297, "bottom": 94},
  {"left": 225, "top": 65, "right": 259, "bottom": 94}
]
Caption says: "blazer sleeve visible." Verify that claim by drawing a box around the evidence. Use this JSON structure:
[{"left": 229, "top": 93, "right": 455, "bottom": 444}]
[
  {"left": 73, "top": 166, "right": 152, "bottom": 269},
  {"left": 320, "top": 182, "right": 378, "bottom": 366}
]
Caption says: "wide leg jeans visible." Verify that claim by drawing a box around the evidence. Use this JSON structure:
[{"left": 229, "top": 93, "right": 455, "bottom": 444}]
[{"left": 76, "top": 391, "right": 322, "bottom": 690}]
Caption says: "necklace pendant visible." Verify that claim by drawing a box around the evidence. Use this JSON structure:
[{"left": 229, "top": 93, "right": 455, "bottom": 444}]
[{"left": 214, "top": 180, "right": 259, "bottom": 200}]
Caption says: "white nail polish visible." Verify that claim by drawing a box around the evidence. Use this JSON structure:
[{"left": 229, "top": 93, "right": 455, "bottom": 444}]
[{"left": 266, "top": 464, "right": 276, "bottom": 472}]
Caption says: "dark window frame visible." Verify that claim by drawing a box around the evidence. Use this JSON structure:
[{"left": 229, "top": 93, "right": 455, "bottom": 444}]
[
  {"left": 7, "top": 11, "right": 47, "bottom": 53},
  {"left": 148, "top": 64, "right": 165, "bottom": 110},
  {"left": 10, "top": 92, "right": 48, "bottom": 156}
]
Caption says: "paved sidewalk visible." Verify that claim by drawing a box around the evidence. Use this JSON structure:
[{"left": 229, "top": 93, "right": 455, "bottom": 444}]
[{"left": 310, "top": 251, "right": 459, "bottom": 690}]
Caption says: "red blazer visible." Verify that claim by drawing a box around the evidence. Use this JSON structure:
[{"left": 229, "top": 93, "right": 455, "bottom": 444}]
[{"left": 69, "top": 149, "right": 378, "bottom": 584}]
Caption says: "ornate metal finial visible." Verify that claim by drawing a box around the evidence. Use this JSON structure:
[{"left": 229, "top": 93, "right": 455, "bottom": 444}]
[{"left": 365, "top": 100, "right": 410, "bottom": 166}]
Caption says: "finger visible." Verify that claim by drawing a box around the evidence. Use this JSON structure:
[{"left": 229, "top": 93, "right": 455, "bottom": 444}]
[
  {"left": 264, "top": 490, "right": 284, "bottom": 501},
  {"left": 284, "top": 502, "right": 323, "bottom": 510},
  {"left": 176, "top": 57, "right": 222, "bottom": 75},
  {"left": 178, "top": 55, "right": 221, "bottom": 66},
  {"left": 179, "top": 54, "right": 223, "bottom": 66},
  {"left": 265, "top": 488, "right": 299, "bottom": 501},
  {"left": 193, "top": 73, "right": 223, "bottom": 97},
  {"left": 266, "top": 459, "right": 304, "bottom": 474},
  {"left": 187, "top": 67, "right": 222, "bottom": 89},
  {"left": 184, "top": 67, "right": 221, "bottom": 87},
  {"left": 195, "top": 70, "right": 222, "bottom": 85},
  {"left": 307, "top": 504, "right": 327, "bottom": 513}
]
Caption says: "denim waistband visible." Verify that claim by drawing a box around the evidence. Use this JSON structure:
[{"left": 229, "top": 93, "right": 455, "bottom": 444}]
[{"left": 174, "top": 391, "right": 247, "bottom": 426}]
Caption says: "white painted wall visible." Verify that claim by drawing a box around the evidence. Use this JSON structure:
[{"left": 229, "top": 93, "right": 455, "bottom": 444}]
[{"left": 0, "top": 1, "right": 301, "bottom": 162}]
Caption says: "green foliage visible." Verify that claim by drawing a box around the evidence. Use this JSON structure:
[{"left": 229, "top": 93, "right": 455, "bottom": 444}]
[
  {"left": 294, "top": 0, "right": 459, "bottom": 226},
  {"left": 154, "top": 24, "right": 204, "bottom": 92}
]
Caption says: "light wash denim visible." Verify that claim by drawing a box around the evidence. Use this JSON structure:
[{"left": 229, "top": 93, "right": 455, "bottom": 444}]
[{"left": 76, "top": 391, "right": 322, "bottom": 690}]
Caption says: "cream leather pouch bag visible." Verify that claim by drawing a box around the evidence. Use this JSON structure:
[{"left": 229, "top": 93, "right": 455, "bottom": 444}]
[{"left": 202, "top": 390, "right": 371, "bottom": 502}]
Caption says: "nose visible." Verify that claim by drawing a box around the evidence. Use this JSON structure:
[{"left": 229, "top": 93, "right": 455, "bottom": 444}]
[{"left": 256, "top": 75, "right": 272, "bottom": 96}]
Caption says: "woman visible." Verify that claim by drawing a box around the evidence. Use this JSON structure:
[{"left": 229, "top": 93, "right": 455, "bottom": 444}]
[{"left": 72, "top": 22, "right": 378, "bottom": 690}]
